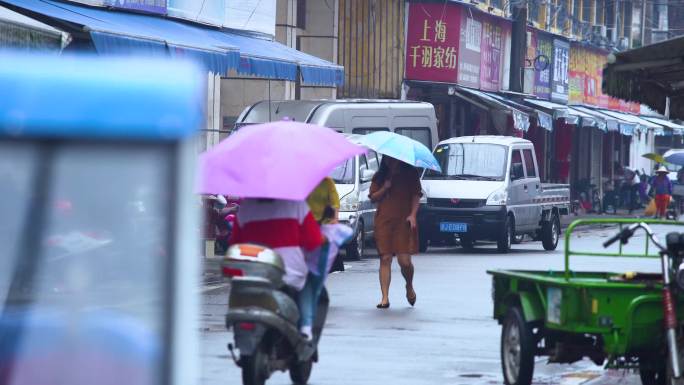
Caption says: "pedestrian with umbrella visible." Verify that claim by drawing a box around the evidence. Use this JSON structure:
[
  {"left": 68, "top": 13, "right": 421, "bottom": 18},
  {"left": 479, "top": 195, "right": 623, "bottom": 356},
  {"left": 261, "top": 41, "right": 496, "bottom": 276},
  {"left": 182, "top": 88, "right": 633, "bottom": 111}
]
[
  {"left": 651, "top": 165, "right": 673, "bottom": 219},
  {"left": 198, "top": 120, "right": 363, "bottom": 339},
  {"left": 357, "top": 131, "right": 441, "bottom": 309}
]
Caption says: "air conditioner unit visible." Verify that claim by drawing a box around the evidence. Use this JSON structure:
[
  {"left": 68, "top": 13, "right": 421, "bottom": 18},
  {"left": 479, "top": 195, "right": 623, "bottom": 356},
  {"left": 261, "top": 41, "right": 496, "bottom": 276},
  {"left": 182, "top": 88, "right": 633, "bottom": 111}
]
[{"left": 592, "top": 25, "right": 607, "bottom": 38}]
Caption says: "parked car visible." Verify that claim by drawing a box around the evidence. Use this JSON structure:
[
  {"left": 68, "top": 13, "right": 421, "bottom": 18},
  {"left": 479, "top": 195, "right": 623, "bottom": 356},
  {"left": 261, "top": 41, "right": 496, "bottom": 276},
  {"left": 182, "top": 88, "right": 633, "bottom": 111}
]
[
  {"left": 234, "top": 99, "right": 438, "bottom": 150},
  {"left": 235, "top": 99, "right": 439, "bottom": 259},
  {"left": 329, "top": 135, "right": 382, "bottom": 259},
  {"left": 419, "top": 136, "right": 570, "bottom": 253}
]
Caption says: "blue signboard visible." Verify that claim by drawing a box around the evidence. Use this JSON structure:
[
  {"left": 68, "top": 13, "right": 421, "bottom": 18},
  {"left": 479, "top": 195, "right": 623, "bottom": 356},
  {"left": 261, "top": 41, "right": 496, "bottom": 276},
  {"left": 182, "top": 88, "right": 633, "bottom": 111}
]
[
  {"left": 104, "top": 0, "right": 167, "bottom": 15},
  {"left": 550, "top": 38, "right": 569, "bottom": 104}
]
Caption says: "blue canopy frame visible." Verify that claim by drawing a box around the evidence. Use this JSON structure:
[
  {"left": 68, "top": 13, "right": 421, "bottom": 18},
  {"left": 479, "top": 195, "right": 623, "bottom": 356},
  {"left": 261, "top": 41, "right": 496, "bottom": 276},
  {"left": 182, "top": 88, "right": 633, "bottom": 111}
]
[{"left": 0, "top": 0, "right": 344, "bottom": 86}]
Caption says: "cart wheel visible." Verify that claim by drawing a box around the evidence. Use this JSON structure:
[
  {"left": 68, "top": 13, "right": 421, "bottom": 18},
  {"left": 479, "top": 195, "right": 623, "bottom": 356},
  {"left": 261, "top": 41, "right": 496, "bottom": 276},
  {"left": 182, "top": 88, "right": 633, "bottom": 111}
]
[
  {"left": 501, "top": 307, "right": 535, "bottom": 385},
  {"left": 541, "top": 214, "right": 560, "bottom": 251}
]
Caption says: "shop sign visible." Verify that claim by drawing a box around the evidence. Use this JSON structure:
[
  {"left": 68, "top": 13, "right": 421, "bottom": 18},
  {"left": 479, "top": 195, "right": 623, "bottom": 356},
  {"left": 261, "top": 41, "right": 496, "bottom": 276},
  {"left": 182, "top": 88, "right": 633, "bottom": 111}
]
[
  {"left": 534, "top": 33, "right": 553, "bottom": 99},
  {"left": 568, "top": 44, "right": 584, "bottom": 104},
  {"left": 550, "top": 39, "right": 569, "bottom": 103},
  {"left": 584, "top": 49, "right": 600, "bottom": 106},
  {"left": 104, "top": 0, "right": 167, "bottom": 14},
  {"left": 458, "top": 15, "right": 482, "bottom": 88},
  {"left": 405, "top": 3, "right": 461, "bottom": 82},
  {"left": 480, "top": 18, "right": 506, "bottom": 91}
]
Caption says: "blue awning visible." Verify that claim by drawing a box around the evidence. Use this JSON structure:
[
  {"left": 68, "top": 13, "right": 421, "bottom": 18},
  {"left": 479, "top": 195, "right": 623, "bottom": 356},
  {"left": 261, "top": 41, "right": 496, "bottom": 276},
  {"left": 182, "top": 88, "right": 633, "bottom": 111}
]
[
  {"left": 0, "top": 0, "right": 236, "bottom": 73},
  {"left": 211, "top": 30, "right": 344, "bottom": 86},
  {"left": 1, "top": 0, "right": 344, "bottom": 86}
]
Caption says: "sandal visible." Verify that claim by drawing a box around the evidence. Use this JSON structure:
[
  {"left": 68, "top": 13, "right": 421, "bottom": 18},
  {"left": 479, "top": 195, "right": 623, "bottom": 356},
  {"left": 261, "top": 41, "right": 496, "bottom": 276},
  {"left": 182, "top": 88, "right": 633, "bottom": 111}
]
[
  {"left": 376, "top": 302, "right": 390, "bottom": 309},
  {"left": 406, "top": 286, "right": 416, "bottom": 307}
]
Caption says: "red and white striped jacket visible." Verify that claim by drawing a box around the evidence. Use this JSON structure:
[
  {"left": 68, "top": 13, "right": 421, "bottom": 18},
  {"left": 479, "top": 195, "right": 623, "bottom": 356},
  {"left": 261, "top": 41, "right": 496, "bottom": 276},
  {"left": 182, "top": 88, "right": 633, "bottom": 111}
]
[{"left": 229, "top": 198, "right": 323, "bottom": 290}]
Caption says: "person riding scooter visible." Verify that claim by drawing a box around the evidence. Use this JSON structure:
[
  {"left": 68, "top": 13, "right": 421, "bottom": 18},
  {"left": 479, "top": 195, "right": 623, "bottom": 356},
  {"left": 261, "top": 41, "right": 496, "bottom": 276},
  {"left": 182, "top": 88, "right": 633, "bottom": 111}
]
[{"left": 229, "top": 197, "right": 323, "bottom": 339}]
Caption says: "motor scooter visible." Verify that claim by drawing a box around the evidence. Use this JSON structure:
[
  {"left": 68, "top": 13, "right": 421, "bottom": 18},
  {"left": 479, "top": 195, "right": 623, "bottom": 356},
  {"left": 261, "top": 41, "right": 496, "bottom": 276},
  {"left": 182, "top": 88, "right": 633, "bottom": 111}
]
[{"left": 224, "top": 244, "right": 328, "bottom": 385}]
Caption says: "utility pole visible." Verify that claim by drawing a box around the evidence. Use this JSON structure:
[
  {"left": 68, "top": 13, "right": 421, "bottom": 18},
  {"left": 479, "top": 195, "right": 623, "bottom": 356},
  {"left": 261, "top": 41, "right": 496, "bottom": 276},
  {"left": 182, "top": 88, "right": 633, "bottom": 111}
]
[
  {"left": 613, "top": 0, "right": 620, "bottom": 44},
  {"left": 640, "top": 0, "right": 647, "bottom": 46},
  {"left": 509, "top": 1, "right": 528, "bottom": 93}
]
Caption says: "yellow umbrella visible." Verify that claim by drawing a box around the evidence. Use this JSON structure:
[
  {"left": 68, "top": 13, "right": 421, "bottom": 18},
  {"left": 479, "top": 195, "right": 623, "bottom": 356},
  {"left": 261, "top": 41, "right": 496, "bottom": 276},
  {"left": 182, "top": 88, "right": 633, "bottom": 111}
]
[{"left": 642, "top": 152, "right": 665, "bottom": 164}]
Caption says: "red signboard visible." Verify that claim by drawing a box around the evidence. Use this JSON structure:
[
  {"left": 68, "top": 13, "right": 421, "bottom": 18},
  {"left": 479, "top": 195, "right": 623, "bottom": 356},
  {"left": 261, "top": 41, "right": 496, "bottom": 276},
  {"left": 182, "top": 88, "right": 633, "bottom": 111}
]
[{"left": 405, "top": 3, "right": 461, "bottom": 82}]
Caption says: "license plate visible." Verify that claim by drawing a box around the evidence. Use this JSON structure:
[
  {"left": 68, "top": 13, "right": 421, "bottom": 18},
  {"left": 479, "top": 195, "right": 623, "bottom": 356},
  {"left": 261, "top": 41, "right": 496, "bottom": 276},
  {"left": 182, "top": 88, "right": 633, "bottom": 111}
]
[{"left": 439, "top": 222, "right": 468, "bottom": 233}]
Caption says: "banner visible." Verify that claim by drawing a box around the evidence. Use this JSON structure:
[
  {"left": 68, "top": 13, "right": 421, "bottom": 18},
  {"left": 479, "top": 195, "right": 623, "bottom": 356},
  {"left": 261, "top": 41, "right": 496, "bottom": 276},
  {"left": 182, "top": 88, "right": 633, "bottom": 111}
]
[
  {"left": 568, "top": 44, "right": 584, "bottom": 104},
  {"left": 550, "top": 38, "right": 569, "bottom": 103},
  {"left": 534, "top": 32, "right": 553, "bottom": 99},
  {"left": 405, "top": 3, "right": 461, "bottom": 82},
  {"left": 458, "top": 15, "right": 482, "bottom": 88},
  {"left": 479, "top": 18, "right": 505, "bottom": 91}
]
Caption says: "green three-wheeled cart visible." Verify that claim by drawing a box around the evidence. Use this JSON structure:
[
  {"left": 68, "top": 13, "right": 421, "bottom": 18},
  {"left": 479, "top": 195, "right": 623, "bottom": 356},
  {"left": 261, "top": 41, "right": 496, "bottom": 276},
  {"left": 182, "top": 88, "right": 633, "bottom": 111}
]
[{"left": 489, "top": 219, "right": 684, "bottom": 385}]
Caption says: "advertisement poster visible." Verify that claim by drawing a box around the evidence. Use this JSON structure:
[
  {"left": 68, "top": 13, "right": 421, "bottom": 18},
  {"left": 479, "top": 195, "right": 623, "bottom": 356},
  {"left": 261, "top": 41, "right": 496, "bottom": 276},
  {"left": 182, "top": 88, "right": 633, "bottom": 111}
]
[
  {"left": 534, "top": 32, "right": 553, "bottom": 99},
  {"left": 568, "top": 44, "right": 585, "bottom": 104},
  {"left": 405, "top": 3, "right": 461, "bottom": 82},
  {"left": 458, "top": 14, "right": 482, "bottom": 88},
  {"left": 584, "top": 50, "right": 599, "bottom": 106},
  {"left": 479, "top": 17, "right": 504, "bottom": 91},
  {"left": 551, "top": 39, "right": 570, "bottom": 103},
  {"left": 105, "top": 0, "right": 167, "bottom": 14}
]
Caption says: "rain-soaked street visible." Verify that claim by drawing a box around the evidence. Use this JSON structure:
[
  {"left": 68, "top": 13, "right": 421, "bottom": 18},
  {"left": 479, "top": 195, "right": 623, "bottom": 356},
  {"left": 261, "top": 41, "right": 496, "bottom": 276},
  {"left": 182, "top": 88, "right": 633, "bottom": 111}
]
[{"left": 200, "top": 223, "right": 676, "bottom": 385}]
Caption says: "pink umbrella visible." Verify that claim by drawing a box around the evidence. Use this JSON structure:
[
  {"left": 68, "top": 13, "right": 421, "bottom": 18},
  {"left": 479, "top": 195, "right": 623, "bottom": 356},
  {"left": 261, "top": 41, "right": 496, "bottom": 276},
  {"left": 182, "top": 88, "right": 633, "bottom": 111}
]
[{"left": 197, "top": 121, "right": 365, "bottom": 200}]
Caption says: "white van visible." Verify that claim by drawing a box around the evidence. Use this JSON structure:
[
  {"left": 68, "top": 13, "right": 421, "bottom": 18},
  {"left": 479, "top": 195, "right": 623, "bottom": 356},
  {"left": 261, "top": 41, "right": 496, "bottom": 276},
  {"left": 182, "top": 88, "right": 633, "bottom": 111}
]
[{"left": 235, "top": 100, "right": 438, "bottom": 259}]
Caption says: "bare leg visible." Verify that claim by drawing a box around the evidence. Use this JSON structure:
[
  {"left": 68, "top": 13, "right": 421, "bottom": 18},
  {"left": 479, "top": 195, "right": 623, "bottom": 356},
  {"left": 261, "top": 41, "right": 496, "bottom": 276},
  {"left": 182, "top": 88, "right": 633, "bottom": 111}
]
[
  {"left": 397, "top": 254, "right": 415, "bottom": 304},
  {"left": 379, "top": 254, "right": 392, "bottom": 305}
]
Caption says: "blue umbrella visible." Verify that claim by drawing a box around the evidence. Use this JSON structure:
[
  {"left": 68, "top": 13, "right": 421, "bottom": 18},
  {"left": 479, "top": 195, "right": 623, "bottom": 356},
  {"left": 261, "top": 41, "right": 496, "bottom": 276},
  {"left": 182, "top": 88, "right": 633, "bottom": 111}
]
[
  {"left": 356, "top": 131, "right": 442, "bottom": 172},
  {"left": 664, "top": 149, "right": 684, "bottom": 166}
]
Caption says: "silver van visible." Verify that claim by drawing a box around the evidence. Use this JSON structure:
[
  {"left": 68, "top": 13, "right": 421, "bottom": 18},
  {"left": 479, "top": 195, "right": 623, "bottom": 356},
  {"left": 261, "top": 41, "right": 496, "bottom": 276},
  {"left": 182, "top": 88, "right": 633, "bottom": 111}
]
[{"left": 235, "top": 99, "right": 438, "bottom": 259}]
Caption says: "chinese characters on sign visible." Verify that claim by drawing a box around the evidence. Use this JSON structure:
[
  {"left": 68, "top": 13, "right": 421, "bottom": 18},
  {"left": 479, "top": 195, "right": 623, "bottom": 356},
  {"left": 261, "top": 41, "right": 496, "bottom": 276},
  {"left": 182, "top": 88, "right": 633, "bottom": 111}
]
[
  {"left": 458, "top": 16, "right": 483, "bottom": 87},
  {"left": 405, "top": 3, "right": 461, "bottom": 82},
  {"left": 551, "top": 39, "right": 569, "bottom": 103},
  {"left": 534, "top": 32, "right": 553, "bottom": 99},
  {"left": 480, "top": 19, "right": 504, "bottom": 91}
]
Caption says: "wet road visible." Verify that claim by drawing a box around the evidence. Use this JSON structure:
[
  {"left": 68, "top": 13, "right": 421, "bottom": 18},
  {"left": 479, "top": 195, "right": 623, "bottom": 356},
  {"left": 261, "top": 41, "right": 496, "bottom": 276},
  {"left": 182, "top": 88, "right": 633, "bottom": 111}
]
[{"left": 201, "top": 224, "right": 673, "bottom": 385}]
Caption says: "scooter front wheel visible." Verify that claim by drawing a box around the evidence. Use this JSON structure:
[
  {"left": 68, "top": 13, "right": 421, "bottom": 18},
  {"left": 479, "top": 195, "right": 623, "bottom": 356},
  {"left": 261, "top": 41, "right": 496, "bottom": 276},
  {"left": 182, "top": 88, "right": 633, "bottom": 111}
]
[
  {"left": 242, "top": 342, "right": 269, "bottom": 385},
  {"left": 289, "top": 356, "right": 313, "bottom": 385}
]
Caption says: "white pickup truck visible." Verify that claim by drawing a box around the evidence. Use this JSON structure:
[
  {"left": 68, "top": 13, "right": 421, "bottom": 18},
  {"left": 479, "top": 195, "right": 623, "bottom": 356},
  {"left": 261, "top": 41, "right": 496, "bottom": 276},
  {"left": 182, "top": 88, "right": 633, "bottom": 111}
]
[{"left": 419, "top": 136, "right": 570, "bottom": 253}]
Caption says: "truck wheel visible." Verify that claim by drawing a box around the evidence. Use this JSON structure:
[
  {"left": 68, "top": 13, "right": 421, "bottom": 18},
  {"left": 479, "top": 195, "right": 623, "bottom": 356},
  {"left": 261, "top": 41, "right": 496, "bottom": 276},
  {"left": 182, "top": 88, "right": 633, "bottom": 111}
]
[
  {"left": 460, "top": 235, "right": 475, "bottom": 250},
  {"left": 497, "top": 216, "right": 513, "bottom": 253},
  {"left": 242, "top": 341, "right": 269, "bottom": 385},
  {"left": 541, "top": 214, "right": 560, "bottom": 251},
  {"left": 345, "top": 221, "right": 364, "bottom": 260},
  {"left": 501, "top": 307, "right": 535, "bottom": 385},
  {"left": 418, "top": 231, "right": 429, "bottom": 253},
  {"left": 289, "top": 357, "right": 313, "bottom": 385}
]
